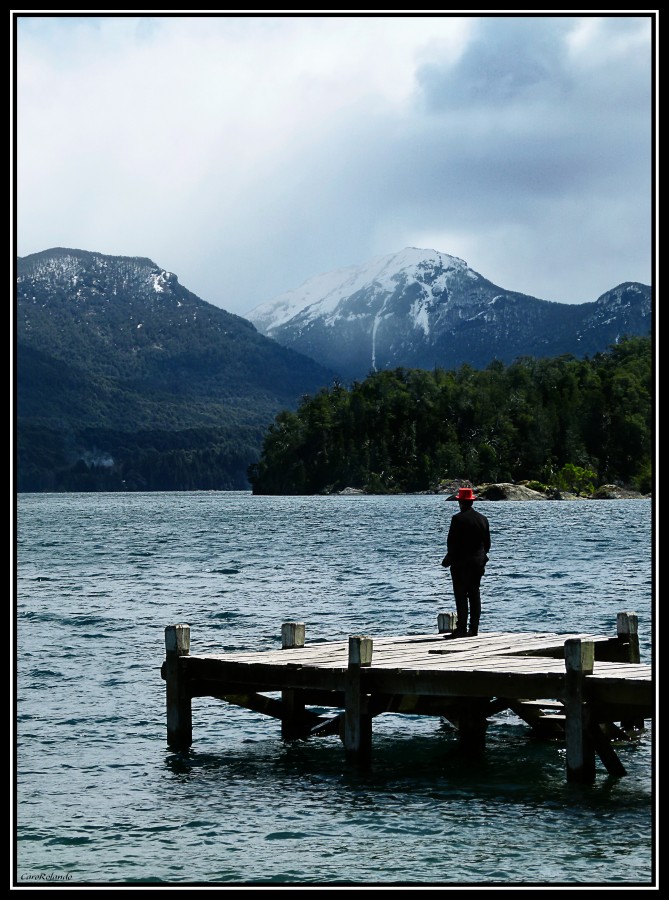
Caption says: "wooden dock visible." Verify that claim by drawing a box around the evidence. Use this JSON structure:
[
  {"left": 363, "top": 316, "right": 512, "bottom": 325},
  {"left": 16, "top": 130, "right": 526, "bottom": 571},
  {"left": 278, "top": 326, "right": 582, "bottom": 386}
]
[{"left": 161, "top": 611, "right": 653, "bottom": 783}]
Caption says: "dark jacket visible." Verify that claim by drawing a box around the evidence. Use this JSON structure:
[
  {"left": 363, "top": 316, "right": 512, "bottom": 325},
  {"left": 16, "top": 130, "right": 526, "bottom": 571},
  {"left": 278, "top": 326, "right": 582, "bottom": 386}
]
[{"left": 446, "top": 506, "right": 491, "bottom": 568}]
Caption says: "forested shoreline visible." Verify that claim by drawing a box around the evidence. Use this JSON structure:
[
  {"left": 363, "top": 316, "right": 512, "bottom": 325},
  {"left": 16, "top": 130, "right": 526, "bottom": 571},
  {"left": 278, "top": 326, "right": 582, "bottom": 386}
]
[{"left": 248, "top": 336, "right": 653, "bottom": 497}]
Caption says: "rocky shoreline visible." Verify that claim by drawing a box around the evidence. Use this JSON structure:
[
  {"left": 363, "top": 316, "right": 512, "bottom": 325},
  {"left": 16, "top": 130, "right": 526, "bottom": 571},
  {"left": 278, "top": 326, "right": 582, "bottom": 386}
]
[
  {"left": 336, "top": 480, "right": 650, "bottom": 500},
  {"left": 456, "top": 481, "right": 649, "bottom": 501}
]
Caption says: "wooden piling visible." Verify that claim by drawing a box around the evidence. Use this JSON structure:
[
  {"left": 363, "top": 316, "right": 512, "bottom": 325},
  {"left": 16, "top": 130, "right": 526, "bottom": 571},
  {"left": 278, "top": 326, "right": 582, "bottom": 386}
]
[
  {"left": 456, "top": 700, "right": 489, "bottom": 755},
  {"left": 616, "top": 611, "right": 640, "bottom": 663},
  {"left": 437, "top": 612, "right": 457, "bottom": 634},
  {"left": 564, "top": 638, "right": 596, "bottom": 783},
  {"left": 616, "top": 612, "right": 645, "bottom": 733},
  {"left": 281, "top": 622, "right": 306, "bottom": 739},
  {"left": 165, "top": 624, "right": 192, "bottom": 750},
  {"left": 281, "top": 622, "right": 306, "bottom": 650},
  {"left": 344, "top": 636, "right": 373, "bottom": 760}
]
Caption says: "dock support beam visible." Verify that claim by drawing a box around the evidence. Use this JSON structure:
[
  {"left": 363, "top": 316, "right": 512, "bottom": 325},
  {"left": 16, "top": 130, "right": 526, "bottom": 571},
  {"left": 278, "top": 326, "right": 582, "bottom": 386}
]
[
  {"left": 564, "top": 638, "right": 596, "bottom": 783},
  {"left": 344, "top": 636, "right": 373, "bottom": 761},
  {"left": 281, "top": 622, "right": 306, "bottom": 739},
  {"left": 165, "top": 624, "right": 192, "bottom": 751}
]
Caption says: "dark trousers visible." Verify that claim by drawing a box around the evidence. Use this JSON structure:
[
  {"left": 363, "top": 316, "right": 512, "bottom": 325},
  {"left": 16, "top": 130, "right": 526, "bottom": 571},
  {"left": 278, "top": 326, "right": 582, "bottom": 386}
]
[{"left": 450, "top": 563, "right": 484, "bottom": 633}]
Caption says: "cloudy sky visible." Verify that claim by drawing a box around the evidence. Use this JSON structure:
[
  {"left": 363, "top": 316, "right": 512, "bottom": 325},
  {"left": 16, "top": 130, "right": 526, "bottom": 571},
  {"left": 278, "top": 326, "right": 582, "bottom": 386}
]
[{"left": 13, "top": 13, "right": 656, "bottom": 316}]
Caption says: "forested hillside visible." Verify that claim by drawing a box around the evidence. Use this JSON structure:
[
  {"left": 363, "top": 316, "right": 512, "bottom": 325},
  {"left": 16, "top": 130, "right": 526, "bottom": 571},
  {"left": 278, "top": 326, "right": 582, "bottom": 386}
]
[{"left": 16, "top": 248, "right": 337, "bottom": 492}]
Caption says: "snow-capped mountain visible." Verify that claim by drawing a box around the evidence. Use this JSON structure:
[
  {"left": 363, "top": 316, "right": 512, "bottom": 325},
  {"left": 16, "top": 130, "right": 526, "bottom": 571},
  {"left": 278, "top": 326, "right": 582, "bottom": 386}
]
[{"left": 246, "top": 248, "right": 652, "bottom": 380}]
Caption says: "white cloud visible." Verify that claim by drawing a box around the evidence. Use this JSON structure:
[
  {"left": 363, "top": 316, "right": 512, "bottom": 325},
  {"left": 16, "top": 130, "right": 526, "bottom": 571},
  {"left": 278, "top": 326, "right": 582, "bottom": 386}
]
[{"left": 14, "top": 12, "right": 655, "bottom": 313}]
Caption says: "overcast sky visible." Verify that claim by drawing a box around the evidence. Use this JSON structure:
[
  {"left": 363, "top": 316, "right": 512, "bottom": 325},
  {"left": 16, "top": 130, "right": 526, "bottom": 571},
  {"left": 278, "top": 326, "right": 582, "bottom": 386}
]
[{"left": 13, "top": 12, "right": 656, "bottom": 316}]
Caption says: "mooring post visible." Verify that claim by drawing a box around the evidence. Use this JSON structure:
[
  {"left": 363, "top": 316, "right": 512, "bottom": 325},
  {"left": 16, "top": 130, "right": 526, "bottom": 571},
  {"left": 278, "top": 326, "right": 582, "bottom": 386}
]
[
  {"left": 281, "top": 622, "right": 306, "bottom": 739},
  {"left": 617, "top": 611, "right": 640, "bottom": 663},
  {"left": 616, "top": 611, "right": 644, "bottom": 731},
  {"left": 281, "top": 622, "right": 306, "bottom": 650},
  {"left": 437, "top": 612, "right": 457, "bottom": 634},
  {"left": 165, "top": 624, "right": 192, "bottom": 751},
  {"left": 564, "top": 638, "right": 596, "bottom": 783},
  {"left": 344, "top": 635, "right": 373, "bottom": 760}
]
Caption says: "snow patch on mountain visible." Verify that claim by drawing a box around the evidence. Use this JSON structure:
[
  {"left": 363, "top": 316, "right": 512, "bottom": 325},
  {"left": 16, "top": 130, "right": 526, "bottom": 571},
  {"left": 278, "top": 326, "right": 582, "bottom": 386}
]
[{"left": 410, "top": 298, "right": 430, "bottom": 336}]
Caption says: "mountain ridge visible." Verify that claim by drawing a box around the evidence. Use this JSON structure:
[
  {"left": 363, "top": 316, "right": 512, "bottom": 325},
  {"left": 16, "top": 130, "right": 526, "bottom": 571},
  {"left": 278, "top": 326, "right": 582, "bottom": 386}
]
[
  {"left": 245, "top": 247, "right": 651, "bottom": 380},
  {"left": 15, "top": 247, "right": 338, "bottom": 490}
]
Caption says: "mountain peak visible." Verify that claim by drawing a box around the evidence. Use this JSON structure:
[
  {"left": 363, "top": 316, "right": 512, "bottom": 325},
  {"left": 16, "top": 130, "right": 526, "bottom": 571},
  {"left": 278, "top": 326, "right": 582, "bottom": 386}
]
[{"left": 245, "top": 247, "right": 472, "bottom": 333}]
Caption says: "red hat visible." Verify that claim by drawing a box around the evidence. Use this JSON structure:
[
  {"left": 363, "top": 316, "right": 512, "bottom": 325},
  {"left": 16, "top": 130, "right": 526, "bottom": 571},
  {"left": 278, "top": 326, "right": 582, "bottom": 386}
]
[{"left": 455, "top": 486, "right": 476, "bottom": 501}]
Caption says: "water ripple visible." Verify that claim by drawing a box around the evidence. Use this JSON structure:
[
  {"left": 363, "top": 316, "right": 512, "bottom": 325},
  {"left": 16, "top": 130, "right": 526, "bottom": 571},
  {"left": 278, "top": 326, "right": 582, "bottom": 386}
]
[{"left": 15, "top": 493, "right": 654, "bottom": 886}]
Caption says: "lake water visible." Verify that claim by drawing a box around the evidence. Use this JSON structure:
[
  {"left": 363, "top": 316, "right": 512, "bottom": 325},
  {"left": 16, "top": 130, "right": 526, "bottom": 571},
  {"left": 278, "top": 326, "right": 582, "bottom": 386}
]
[{"left": 14, "top": 492, "right": 656, "bottom": 887}]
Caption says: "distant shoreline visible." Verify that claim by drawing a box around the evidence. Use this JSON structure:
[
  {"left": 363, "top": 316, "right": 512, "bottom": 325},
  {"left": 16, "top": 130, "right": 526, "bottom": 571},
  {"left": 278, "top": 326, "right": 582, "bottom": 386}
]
[{"left": 17, "top": 485, "right": 651, "bottom": 499}]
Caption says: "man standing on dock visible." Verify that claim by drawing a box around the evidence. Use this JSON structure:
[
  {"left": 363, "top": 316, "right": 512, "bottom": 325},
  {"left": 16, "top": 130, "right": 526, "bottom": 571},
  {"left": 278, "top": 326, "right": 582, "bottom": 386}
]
[{"left": 444, "top": 486, "right": 491, "bottom": 637}]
